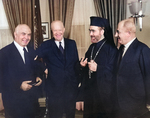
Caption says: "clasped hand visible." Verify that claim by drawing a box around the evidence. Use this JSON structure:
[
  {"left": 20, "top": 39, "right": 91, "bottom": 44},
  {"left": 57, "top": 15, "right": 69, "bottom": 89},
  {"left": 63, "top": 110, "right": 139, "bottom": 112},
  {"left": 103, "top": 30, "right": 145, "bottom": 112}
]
[
  {"left": 20, "top": 77, "right": 42, "bottom": 91},
  {"left": 80, "top": 57, "right": 97, "bottom": 72},
  {"left": 88, "top": 60, "right": 97, "bottom": 72}
]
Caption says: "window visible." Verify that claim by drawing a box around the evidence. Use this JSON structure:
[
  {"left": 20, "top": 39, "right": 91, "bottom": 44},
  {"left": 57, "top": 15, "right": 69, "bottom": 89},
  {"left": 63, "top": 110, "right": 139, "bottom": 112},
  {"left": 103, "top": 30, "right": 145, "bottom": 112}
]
[
  {"left": 0, "top": 0, "right": 13, "bottom": 49},
  {"left": 0, "top": 0, "right": 9, "bottom": 29}
]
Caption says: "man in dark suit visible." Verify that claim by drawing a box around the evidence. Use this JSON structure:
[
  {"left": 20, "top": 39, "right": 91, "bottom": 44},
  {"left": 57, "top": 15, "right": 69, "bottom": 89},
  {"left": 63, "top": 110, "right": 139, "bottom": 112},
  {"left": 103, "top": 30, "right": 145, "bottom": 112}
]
[
  {"left": 0, "top": 24, "right": 42, "bottom": 118},
  {"left": 77, "top": 17, "right": 118, "bottom": 118},
  {"left": 115, "top": 19, "right": 150, "bottom": 118},
  {"left": 37, "top": 20, "right": 79, "bottom": 118}
]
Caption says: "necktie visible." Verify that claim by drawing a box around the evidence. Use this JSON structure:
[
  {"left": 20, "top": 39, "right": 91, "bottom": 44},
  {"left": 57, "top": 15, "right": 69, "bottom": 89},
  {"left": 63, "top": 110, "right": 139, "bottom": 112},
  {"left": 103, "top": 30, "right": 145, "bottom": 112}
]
[
  {"left": 118, "top": 45, "right": 124, "bottom": 66},
  {"left": 23, "top": 48, "right": 29, "bottom": 64},
  {"left": 59, "top": 42, "right": 64, "bottom": 54}
]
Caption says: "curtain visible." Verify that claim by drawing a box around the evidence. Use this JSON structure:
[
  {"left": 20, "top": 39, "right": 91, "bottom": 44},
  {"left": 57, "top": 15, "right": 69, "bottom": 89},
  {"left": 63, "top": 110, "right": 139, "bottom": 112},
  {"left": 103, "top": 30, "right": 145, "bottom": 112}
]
[
  {"left": 93, "top": 0, "right": 127, "bottom": 44},
  {"left": 70, "top": 0, "right": 96, "bottom": 58},
  {"left": 34, "top": 0, "right": 43, "bottom": 48},
  {"left": 2, "top": 0, "right": 43, "bottom": 49},
  {"left": 48, "top": 0, "right": 75, "bottom": 38}
]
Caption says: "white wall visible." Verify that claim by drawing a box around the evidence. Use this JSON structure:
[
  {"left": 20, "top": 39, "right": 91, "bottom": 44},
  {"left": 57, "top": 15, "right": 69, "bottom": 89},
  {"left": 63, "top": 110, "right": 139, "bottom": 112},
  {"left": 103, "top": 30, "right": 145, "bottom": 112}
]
[{"left": 40, "top": 0, "right": 51, "bottom": 41}]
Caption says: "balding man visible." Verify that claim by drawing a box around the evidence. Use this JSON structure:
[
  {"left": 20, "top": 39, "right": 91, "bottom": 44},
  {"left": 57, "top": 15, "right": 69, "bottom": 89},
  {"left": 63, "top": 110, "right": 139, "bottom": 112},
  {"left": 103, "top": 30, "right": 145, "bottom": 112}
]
[
  {"left": 37, "top": 20, "right": 79, "bottom": 118},
  {"left": 115, "top": 19, "right": 150, "bottom": 118},
  {"left": 0, "top": 24, "right": 42, "bottom": 118}
]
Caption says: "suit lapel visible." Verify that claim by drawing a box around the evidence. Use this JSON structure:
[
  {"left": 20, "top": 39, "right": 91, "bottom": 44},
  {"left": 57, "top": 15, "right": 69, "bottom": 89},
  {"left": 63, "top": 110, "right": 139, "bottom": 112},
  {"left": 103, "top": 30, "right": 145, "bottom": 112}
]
[
  {"left": 11, "top": 42, "right": 25, "bottom": 65},
  {"left": 51, "top": 39, "right": 65, "bottom": 65},
  {"left": 119, "top": 39, "right": 138, "bottom": 69},
  {"left": 64, "top": 38, "right": 71, "bottom": 66}
]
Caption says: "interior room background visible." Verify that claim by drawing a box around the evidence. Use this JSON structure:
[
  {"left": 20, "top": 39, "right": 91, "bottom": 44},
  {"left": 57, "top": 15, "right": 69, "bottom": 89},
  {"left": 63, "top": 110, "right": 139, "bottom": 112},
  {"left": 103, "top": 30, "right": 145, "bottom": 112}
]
[{"left": 0, "top": 0, "right": 150, "bottom": 58}]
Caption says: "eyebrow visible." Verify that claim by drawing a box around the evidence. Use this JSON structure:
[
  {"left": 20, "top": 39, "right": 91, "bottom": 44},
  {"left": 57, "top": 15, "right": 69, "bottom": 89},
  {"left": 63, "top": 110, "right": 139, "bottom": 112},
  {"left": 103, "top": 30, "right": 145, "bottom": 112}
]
[
  {"left": 116, "top": 30, "right": 119, "bottom": 33},
  {"left": 21, "top": 32, "right": 31, "bottom": 35},
  {"left": 89, "top": 29, "right": 95, "bottom": 32}
]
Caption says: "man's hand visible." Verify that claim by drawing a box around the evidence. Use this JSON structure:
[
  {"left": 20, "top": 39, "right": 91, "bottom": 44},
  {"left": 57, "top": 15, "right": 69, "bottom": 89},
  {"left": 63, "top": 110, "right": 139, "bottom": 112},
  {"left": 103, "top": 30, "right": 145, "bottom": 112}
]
[
  {"left": 147, "top": 104, "right": 150, "bottom": 111},
  {"left": 0, "top": 93, "right": 4, "bottom": 111},
  {"left": 88, "top": 60, "right": 97, "bottom": 72},
  {"left": 44, "top": 68, "right": 48, "bottom": 78},
  {"left": 34, "top": 77, "right": 42, "bottom": 86},
  {"left": 20, "top": 81, "right": 32, "bottom": 91},
  {"left": 80, "top": 58, "right": 88, "bottom": 67},
  {"left": 76, "top": 101, "right": 84, "bottom": 111}
]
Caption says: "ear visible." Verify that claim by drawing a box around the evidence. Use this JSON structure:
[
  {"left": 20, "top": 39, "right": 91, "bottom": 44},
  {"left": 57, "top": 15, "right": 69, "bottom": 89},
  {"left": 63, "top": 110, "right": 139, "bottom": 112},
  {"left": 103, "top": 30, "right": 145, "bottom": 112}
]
[
  {"left": 63, "top": 28, "right": 65, "bottom": 32},
  {"left": 14, "top": 32, "right": 17, "bottom": 38},
  {"left": 100, "top": 29, "right": 104, "bottom": 35}
]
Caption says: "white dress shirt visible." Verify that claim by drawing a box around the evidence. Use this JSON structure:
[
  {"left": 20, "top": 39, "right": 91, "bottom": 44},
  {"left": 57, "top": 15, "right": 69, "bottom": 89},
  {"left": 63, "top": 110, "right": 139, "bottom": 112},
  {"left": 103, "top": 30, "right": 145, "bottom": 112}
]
[
  {"left": 55, "top": 38, "right": 65, "bottom": 49},
  {"left": 122, "top": 37, "right": 136, "bottom": 57},
  {"left": 14, "top": 41, "right": 28, "bottom": 63}
]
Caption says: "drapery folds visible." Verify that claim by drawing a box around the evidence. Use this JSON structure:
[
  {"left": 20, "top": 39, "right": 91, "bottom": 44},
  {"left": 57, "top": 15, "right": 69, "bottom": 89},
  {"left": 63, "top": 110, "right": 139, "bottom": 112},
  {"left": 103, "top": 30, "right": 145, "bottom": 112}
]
[
  {"left": 48, "top": 0, "right": 75, "bottom": 38},
  {"left": 93, "top": 0, "right": 127, "bottom": 44},
  {"left": 2, "top": 0, "right": 43, "bottom": 49}
]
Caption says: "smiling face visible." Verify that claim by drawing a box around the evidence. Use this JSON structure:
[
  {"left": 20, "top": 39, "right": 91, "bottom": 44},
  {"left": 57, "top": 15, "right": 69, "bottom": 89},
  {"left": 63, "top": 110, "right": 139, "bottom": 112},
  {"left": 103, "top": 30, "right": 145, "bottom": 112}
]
[
  {"left": 115, "top": 22, "right": 128, "bottom": 45},
  {"left": 115, "top": 20, "right": 136, "bottom": 45},
  {"left": 14, "top": 24, "right": 31, "bottom": 47},
  {"left": 51, "top": 21, "right": 65, "bottom": 41},
  {"left": 89, "top": 26, "right": 104, "bottom": 43}
]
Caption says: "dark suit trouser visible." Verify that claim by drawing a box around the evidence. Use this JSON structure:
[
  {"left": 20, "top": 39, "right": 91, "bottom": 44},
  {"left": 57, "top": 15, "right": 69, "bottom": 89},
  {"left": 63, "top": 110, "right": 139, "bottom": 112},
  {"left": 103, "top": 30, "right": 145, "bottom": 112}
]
[
  {"left": 5, "top": 112, "right": 35, "bottom": 118},
  {"left": 114, "top": 103, "right": 150, "bottom": 118},
  {"left": 47, "top": 88, "right": 77, "bottom": 118},
  {"left": 115, "top": 110, "right": 150, "bottom": 118},
  {"left": 3, "top": 93, "right": 39, "bottom": 118}
]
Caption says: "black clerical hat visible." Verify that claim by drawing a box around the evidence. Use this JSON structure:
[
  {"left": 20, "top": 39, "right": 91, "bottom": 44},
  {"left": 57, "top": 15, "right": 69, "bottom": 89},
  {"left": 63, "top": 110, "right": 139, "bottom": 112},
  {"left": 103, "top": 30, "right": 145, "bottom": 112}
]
[
  {"left": 90, "top": 16, "right": 115, "bottom": 46},
  {"left": 90, "top": 16, "right": 108, "bottom": 28}
]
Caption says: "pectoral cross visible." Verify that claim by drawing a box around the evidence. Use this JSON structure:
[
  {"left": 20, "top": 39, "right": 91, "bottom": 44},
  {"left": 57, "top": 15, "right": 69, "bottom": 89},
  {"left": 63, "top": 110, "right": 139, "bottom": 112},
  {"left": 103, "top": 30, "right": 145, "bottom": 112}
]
[{"left": 89, "top": 69, "right": 93, "bottom": 79}]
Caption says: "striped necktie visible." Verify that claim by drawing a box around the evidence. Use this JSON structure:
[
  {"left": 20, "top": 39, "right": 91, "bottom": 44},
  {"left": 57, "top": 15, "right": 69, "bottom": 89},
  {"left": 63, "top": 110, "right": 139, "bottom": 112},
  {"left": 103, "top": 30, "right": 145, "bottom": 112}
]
[{"left": 59, "top": 42, "right": 64, "bottom": 54}]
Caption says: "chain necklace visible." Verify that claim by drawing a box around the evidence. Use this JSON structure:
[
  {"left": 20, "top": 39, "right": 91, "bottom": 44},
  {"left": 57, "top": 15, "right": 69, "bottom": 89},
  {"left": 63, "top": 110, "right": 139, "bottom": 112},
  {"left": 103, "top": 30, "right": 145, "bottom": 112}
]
[{"left": 89, "top": 40, "right": 106, "bottom": 79}]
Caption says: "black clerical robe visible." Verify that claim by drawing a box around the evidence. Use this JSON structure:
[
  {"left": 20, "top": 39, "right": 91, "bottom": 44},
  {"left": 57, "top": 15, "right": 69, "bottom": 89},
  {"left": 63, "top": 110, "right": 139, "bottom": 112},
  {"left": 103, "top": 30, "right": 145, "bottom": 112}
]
[{"left": 80, "top": 38, "right": 118, "bottom": 117}]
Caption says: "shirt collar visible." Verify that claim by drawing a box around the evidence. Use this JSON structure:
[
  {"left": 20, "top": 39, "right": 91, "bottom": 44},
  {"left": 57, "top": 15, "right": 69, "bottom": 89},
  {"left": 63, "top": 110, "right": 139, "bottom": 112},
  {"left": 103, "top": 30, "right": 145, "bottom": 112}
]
[
  {"left": 124, "top": 37, "right": 136, "bottom": 49},
  {"left": 14, "top": 41, "right": 28, "bottom": 52},
  {"left": 55, "top": 38, "right": 65, "bottom": 48}
]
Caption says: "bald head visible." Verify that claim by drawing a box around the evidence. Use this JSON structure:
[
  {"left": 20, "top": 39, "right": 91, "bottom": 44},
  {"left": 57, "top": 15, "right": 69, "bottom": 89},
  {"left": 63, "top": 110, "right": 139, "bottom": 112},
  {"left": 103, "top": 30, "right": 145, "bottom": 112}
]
[
  {"left": 115, "top": 19, "right": 136, "bottom": 45},
  {"left": 51, "top": 20, "right": 65, "bottom": 41},
  {"left": 14, "top": 24, "right": 31, "bottom": 47},
  {"left": 119, "top": 19, "right": 136, "bottom": 34},
  {"left": 15, "top": 24, "right": 31, "bottom": 34}
]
